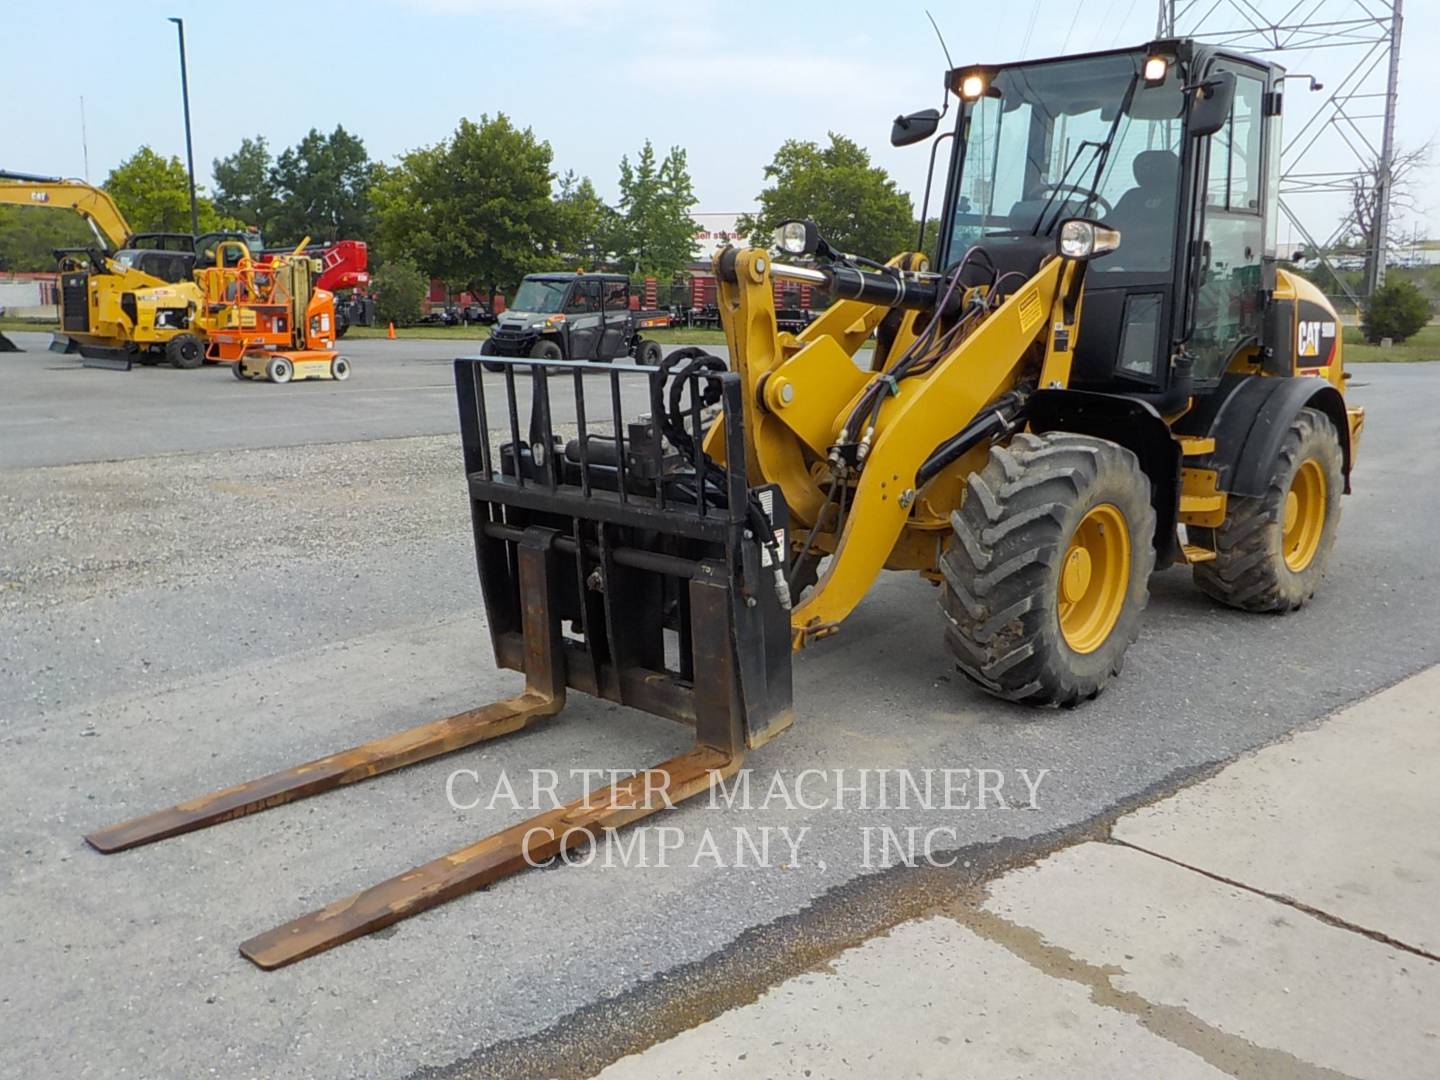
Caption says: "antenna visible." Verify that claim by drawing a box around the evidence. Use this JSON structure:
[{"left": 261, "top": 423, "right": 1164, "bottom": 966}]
[
  {"left": 80, "top": 96, "right": 90, "bottom": 182},
  {"left": 926, "top": 10, "right": 953, "bottom": 69},
  {"left": 925, "top": 10, "right": 954, "bottom": 112}
]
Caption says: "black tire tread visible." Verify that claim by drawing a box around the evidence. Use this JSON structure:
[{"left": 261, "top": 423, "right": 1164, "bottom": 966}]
[
  {"left": 938, "top": 432, "right": 1156, "bottom": 707},
  {"left": 1192, "top": 407, "right": 1343, "bottom": 613},
  {"left": 165, "top": 333, "right": 203, "bottom": 369}
]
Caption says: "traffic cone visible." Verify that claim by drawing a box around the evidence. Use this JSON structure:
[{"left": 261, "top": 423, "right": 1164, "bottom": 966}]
[{"left": 387, "top": 322, "right": 396, "bottom": 340}]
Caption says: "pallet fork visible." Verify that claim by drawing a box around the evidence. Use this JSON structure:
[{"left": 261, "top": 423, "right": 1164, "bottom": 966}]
[{"left": 86, "top": 356, "right": 793, "bottom": 968}]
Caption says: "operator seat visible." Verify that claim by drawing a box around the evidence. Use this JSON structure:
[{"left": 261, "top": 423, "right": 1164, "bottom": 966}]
[{"left": 1102, "top": 149, "right": 1179, "bottom": 271}]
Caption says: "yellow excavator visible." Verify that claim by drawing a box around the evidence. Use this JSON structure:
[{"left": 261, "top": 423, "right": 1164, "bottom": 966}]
[
  {"left": 0, "top": 171, "right": 254, "bottom": 365},
  {"left": 85, "top": 38, "right": 1363, "bottom": 967}
]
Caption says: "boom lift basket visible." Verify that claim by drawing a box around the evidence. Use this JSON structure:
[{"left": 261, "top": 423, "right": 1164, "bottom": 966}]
[{"left": 84, "top": 353, "right": 793, "bottom": 968}]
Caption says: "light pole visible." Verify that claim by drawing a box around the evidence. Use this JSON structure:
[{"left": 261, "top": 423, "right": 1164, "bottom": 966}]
[{"left": 168, "top": 16, "right": 199, "bottom": 236}]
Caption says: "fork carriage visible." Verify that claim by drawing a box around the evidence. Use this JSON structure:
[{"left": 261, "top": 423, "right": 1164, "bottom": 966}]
[{"left": 85, "top": 353, "right": 793, "bottom": 968}]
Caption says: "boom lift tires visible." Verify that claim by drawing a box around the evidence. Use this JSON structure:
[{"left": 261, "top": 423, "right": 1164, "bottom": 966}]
[
  {"left": 266, "top": 356, "right": 294, "bottom": 384},
  {"left": 165, "top": 333, "right": 203, "bottom": 369},
  {"left": 1192, "top": 408, "right": 1343, "bottom": 613},
  {"left": 939, "top": 432, "right": 1156, "bottom": 706}
]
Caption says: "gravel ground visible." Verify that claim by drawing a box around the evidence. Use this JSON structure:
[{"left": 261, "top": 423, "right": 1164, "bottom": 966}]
[{"left": 0, "top": 435, "right": 470, "bottom": 614}]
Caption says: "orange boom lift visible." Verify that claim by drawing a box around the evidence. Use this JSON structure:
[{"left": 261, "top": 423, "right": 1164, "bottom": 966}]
[{"left": 200, "top": 239, "right": 353, "bottom": 383}]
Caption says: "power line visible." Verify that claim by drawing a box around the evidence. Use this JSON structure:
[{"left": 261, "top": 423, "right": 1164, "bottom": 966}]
[
  {"left": 1020, "top": 0, "right": 1041, "bottom": 55},
  {"left": 1061, "top": 4, "right": 1084, "bottom": 52}
]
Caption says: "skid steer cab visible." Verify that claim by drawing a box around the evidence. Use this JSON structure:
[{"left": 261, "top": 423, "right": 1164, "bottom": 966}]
[
  {"left": 83, "top": 36, "right": 1363, "bottom": 969},
  {"left": 481, "top": 271, "right": 670, "bottom": 371}
]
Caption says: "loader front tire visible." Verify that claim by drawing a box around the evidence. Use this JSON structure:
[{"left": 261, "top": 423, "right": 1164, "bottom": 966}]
[
  {"left": 1191, "top": 407, "right": 1343, "bottom": 612},
  {"left": 939, "top": 432, "right": 1155, "bottom": 707}
]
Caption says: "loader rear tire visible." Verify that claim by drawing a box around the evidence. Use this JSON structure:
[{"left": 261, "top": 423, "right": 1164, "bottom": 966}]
[
  {"left": 938, "top": 432, "right": 1155, "bottom": 707},
  {"left": 1191, "top": 407, "right": 1342, "bottom": 612}
]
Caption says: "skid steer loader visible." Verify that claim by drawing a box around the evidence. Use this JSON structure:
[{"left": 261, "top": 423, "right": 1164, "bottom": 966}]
[{"left": 85, "top": 37, "right": 1362, "bottom": 967}]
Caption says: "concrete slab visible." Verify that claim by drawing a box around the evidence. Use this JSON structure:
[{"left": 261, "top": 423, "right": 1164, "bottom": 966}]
[
  {"left": 596, "top": 914, "right": 1226, "bottom": 1080},
  {"left": 984, "top": 842, "right": 1440, "bottom": 1080},
  {"left": 1113, "top": 665, "right": 1440, "bottom": 956}
]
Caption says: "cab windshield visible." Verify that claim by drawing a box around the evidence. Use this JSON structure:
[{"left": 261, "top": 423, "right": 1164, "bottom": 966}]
[
  {"left": 510, "top": 278, "right": 570, "bottom": 314},
  {"left": 945, "top": 50, "right": 1184, "bottom": 272}
]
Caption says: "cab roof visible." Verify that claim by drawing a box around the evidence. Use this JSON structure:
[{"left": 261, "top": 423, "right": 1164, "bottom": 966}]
[{"left": 525, "top": 271, "right": 628, "bottom": 283}]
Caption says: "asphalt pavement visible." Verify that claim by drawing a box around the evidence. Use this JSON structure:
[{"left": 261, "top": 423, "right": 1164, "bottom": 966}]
[
  {"left": 0, "top": 332, "right": 657, "bottom": 469},
  {"left": 1, "top": 334, "right": 1437, "bottom": 1079}
]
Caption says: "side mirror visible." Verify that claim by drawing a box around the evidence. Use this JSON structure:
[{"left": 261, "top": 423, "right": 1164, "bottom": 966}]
[
  {"left": 1189, "top": 71, "right": 1236, "bottom": 137},
  {"left": 891, "top": 108, "right": 941, "bottom": 148}
]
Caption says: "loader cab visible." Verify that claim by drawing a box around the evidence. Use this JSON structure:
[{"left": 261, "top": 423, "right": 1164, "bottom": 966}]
[{"left": 935, "top": 41, "right": 1284, "bottom": 396}]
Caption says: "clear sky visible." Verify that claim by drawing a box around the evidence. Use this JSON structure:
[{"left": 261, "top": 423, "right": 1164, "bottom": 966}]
[{"left": 4, "top": 0, "right": 1435, "bottom": 246}]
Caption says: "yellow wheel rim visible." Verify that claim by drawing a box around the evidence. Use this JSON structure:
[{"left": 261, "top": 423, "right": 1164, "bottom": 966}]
[
  {"left": 1058, "top": 503, "right": 1131, "bottom": 654},
  {"left": 1282, "top": 458, "right": 1327, "bottom": 572}
]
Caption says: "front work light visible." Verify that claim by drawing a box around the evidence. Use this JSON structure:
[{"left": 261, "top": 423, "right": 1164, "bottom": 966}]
[
  {"left": 1058, "top": 219, "right": 1121, "bottom": 260},
  {"left": 1143, "top": 55, "right": 1169, "bottom": 84},
  {"left": 775, "top": 221, "right": 810, "bottom": 255},
  {"left": 960, "top": 73, "right": 987, "bottom": 100}
]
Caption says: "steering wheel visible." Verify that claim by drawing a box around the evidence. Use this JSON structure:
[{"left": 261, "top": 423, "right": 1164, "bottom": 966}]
[{"left": 1030, "top": 183, "right": 1113, "bottom": 217}]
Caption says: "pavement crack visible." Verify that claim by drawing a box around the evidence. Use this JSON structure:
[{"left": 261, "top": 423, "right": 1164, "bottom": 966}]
[
  {"left": 1107, "top": 837, "right": 1440, "bottom": 964},
  {"left": 948, "top": 902, "right": 1362, "bottom": 1080}
]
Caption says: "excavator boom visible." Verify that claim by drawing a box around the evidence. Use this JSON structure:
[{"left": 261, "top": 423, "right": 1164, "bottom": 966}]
[{"left": 0, "top": 171, "right": 134, "bottom": 251}]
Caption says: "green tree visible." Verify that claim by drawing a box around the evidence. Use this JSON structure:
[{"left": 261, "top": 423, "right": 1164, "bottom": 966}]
[
  {"left": 372, "top": 254, "right": 428, "bottom": 326},
  {"left": 213, "top": 135, "right": 278, "bottom": 234},
  {"left": 613, "top": 141, "right": 697, "bottom": 279},
  {"left": 0, "top": 206, "right": 95, "bottom": 271},
  {"left": 550, "top": 171, "right": 615, "bottom": 269},
  {"left": 371, "top": 114, "right": 555, "bottom": 300},
  {"left": 1361, "top": 279, "right": 1431, "bottom": 343},
  {"left": 268, "top": 125, "right": 375, "bottom": 244},
  {"left": 104, "top": 146, "right": 227, "bottom": 234},
  {"left": 738, "top": 134, "right": 914, "bottom": 262}
]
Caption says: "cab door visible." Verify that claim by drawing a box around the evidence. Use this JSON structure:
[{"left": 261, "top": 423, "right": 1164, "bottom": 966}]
[
  {"left": 564, "top": 280, "right": 603, "bottom": 359},
  {"left": 598, "top": 280, "right": 630, "bottom": 358},
  {"left": 1189, "top": 60, "right": 1271, "bottom": 382}
]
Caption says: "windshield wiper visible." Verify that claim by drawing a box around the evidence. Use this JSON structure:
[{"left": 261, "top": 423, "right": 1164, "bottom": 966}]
[
  {"left": 1032, "top": 72, "right": 1143, "bottom": 237},
  {"left": 1030, "top": 139, "right": 1106, "bottom": 237}
]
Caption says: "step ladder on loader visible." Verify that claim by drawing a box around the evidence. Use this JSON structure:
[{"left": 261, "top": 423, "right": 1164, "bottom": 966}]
[{"left": 85, "top": 354, "right": 795, "bottom": 968}]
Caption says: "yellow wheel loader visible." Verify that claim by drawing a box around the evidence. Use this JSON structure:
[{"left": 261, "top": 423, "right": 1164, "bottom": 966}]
[
  {"left": 84, "top": 38, "right": 1363, "bottom": 967},
  {"left": 0, "top": 172, "right": 255, "bottom": 365}
]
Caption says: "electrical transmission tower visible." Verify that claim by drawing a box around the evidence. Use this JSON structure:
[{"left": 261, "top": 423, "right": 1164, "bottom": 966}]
[{"left": 1157, "top": 1, "right": 1404, "bottom": 303}]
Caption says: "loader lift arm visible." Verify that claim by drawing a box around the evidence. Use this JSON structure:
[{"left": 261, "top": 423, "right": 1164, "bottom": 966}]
[{"left": 714, "top": 245, "right": 1090, "bottom": 644}]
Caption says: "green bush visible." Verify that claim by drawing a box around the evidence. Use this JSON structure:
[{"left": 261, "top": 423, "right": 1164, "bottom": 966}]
[
  {"left": 372, "top": 255, "right": 428, "bottom": 326},
  {"left": 1361, "top": 280, "right": 1432, "bottom": 344}
]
